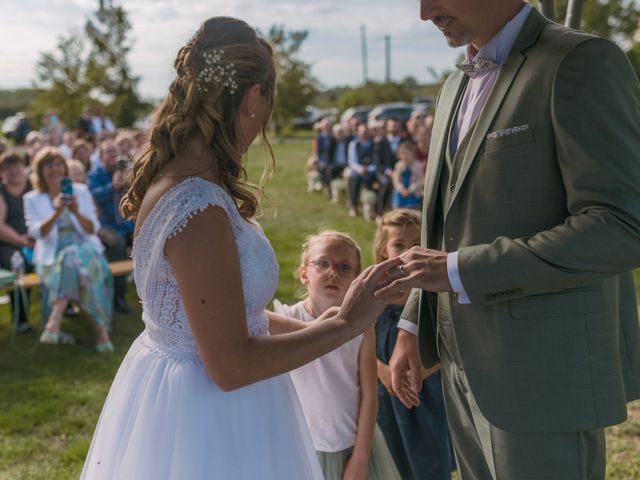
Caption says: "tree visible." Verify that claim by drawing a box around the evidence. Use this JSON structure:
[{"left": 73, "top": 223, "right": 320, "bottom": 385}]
[
  {"left": 33, "top": 0, "right": 148, "bottom": 129},
  {"left": 533, "top": 1, "right": 640, "bottom": 77},
  {"left": 33, "top": 32, "right": 93, "bottom": 127},
  {"left": 265, "top": 26, "right": 318, "bottom": 133},
  {"left": 336, "top": 81, "right": 412, "bottom": 113},
  {"left": 84, "top": 1, "right": 146, "bottom": 127}
]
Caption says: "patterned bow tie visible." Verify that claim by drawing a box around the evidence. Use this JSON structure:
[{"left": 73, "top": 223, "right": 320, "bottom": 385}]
[{"left": 456, "top": 57, "right": 499, "bottom": 79}]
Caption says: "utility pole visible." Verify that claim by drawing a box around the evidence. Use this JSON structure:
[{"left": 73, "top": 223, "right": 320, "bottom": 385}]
[
  {"left": 361, "top": 25, "right": 369, "bottom": 84},
  {"left": 538, "top": 0, "right": 556, "bottom": 21},
  {"left": 385, "top": 35, "right": 391, "bottom": 83},
  {"left": 565, "top": 0, "right": 584, "bottom": 29}
]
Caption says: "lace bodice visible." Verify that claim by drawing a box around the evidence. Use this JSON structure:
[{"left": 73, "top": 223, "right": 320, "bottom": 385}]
[{"left": 132, "top": 177, "right": 278, "bottom": 361}]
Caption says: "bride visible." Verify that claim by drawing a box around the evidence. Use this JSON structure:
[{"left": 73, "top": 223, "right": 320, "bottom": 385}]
[{"left": 81, "top": 16, "right": 398, "bottom": 479}]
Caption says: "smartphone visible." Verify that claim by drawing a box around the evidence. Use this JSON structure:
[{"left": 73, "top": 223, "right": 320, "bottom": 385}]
[
  {"left": 117, "top": 156, "right": 129, "bottom": 172},
  {"left": 60, "top": 176, "right": 73, "bottom": 202}
]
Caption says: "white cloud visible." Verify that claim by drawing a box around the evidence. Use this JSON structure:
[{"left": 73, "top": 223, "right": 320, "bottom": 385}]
[{"left": 0, "top": 0, "right": 461, "bottom": 98}]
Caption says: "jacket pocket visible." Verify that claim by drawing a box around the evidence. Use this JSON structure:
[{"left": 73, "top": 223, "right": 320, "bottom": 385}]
[
  {"left": 509, "top": 287, "right": 603, "bottom": 319},
  {"left": 485, "top": 126, "right": 535, "bottom": 152}
]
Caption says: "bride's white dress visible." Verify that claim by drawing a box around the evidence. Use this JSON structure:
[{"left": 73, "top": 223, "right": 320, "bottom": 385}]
[{"left": 81, "top": 177, "right": 323, "bottom": 479}]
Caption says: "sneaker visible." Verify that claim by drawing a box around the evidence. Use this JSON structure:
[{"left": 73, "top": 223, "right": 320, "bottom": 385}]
[
  {"left": 17, "top": 323, "right": 34, "bottom": 334},
  {"left": 348, "top": 208, "right": 357, "bottom": 218}
]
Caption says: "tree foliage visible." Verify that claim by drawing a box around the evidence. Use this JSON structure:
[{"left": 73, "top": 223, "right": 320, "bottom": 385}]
[
  {"left": 533, "top": 0, "right": 640, "bottom": 77},
  {"left": 336, "top": 81, "right": 413, "bottom": 112},
  {"left": 85, "top": 3, "right": 145, "bottom": 126},
  {"left": 33, "top": 32, "right": 93, "bottom": 127},
  {"left": 33, "top": 0, "right": 148, "bottom": 128},
  {"left": 265, "top": 26, "right": 318, "bottom": 133}
]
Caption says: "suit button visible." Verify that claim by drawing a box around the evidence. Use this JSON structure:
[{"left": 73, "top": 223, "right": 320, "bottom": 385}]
[
  {"left": 450, "top": 184, "right": 455, "bottom": 193},
  {"left": 486, "top": 294, "right": 496, "bottom": 301}
]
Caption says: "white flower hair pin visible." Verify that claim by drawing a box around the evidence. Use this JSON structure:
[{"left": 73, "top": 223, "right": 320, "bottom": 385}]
[{"left": 196, "top": 49, "right": 238, "bottom": 94}]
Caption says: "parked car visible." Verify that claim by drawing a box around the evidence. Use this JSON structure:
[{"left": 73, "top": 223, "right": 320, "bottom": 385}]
[
  {"left": 411, "top": 95, "right": 434, "bottom": 112},
  {"left": 292, "top": 106, "right": 338, "bottom": 130},
  {"left": 367, "top": 102, "right": 414, "bottom": 124},
  {"left": 340, "top": 106, "right": 371, "bottom": 126}
]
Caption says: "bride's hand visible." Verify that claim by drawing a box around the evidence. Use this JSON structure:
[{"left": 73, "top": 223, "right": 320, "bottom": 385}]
[{"left": 338, "top": 258, "right": 403, "bottom": 335}]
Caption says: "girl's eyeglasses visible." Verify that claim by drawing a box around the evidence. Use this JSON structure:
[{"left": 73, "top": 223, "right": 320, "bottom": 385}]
[{"left": 307, "top": 258, "right": 356, "bottom": 277}]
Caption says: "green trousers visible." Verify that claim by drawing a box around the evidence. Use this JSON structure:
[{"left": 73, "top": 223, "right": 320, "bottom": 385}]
[{"left": 439, "top": 339, "right": 606, "bottom": 480}]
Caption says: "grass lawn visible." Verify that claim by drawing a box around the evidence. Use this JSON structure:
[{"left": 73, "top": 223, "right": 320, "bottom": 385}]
[{"left": 0, "top": 138, "right": 638, "bottom": 479}]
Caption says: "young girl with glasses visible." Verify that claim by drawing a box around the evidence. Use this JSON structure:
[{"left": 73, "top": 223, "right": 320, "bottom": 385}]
[{"left": 274, "top": 230, "right": 400, "bottom": 480}]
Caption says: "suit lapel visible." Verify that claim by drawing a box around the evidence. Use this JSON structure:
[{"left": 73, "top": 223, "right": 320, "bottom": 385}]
[
  {"left": 446, "top": 9, "right": 550, "bottom": 213},
  {"left": 424, "top": 70, "right": 468, "bottom": 244}
]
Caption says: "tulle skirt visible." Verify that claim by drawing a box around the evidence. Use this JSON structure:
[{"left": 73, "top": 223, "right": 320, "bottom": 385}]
[{"left": 81, "top": 331, "right": 323, "bottom": 479}]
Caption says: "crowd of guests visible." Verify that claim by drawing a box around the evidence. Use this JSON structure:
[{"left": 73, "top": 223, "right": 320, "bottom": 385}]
[
  {"left": 308, "top": 110, "right": 434, "bottom": 222},
  {"left": 0, "top": 113, "right": 145, "bottom": 351}
]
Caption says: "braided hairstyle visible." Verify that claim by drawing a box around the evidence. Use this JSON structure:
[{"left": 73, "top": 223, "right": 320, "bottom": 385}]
[{"left": 121, "top": 17, "right": 276, "bottom": 220}]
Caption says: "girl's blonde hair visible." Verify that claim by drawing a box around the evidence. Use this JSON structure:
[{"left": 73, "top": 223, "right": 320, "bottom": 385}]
[
  {"left": 31, "top": 147, "right": 69, "bottom": 193},
  {"left": 300, "top": 230, "right": 362, "bottom": 273},
  {"left": 373, "top": 209, "right": 422, "bottom": 263},
  {"left": 121, "top": 16, "right": 276, "bottom": 221}
]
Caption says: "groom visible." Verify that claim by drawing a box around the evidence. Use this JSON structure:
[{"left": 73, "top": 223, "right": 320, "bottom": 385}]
[{"left": 376, "top": 0, "right": 640, "bottom": 478}]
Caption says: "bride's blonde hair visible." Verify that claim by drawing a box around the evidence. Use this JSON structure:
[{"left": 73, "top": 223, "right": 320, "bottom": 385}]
[{"left": 121, "top": 17, "right": 276, "bottom": 220}]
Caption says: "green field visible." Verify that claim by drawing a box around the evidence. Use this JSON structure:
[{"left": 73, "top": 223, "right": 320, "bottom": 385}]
[{"left": 0, "top": 138, "right": 638, "bottom": 479}]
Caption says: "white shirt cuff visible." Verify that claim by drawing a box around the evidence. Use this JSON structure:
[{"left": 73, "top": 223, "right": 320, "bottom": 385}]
[
  {"left": 447, "top": 251, "right": 471, "bottom": 304},
  {"left": 397, "top": 319, "right": 418, "bottom": 336}
]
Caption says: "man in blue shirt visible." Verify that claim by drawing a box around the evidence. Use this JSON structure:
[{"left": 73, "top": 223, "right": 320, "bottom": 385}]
[{"left": 88, "top": 140, "right": 134, "bottom": 313}]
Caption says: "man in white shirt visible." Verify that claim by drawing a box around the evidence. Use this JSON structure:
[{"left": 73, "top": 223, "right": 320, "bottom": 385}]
[{"left": 374, "top": 1, "right": 640, "bottom": 478}]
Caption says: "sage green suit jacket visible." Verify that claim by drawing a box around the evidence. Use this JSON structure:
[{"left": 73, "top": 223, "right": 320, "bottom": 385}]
[{"left": 402, "top": 9, "right": 640, "bottom": 434}]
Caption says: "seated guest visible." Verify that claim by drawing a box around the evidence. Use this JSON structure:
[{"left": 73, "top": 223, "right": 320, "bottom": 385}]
[
  {"left": 374, "top": 118, "right": 406, "bottom": 221},
  {"left": 67, "top": 159, "right": 87, "bottom": 184},
  {"left": 71, "top": 139, "right": 94, "bottom": 174},
  {"left": 327, "top": 124, "right": 350, "bottom": 203},
  {"left": 414, "top": 124, "right": 430, "bottom": 165},
  {"left": 58, "top": 131, "right": 76, "bottom": 160},
  {"left": 0, "top": 151, "right": 33, "bottom": 333},
  {"left": 347, "top": 124, "right": 377, "bottom": 218},
  {"left": 391, "top": 141, "right": 424, "bottom": 209},
  {"left": 313, "top": 119, "right": 335, "bottom": 197},
  {"left": 23, "top": 147, "right": 113, "bottom": 351},
  {"left": 87, "top": 140, "right": 134, "bottom": 313}
]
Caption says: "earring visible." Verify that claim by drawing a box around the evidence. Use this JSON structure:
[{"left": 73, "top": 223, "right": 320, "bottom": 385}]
[{"left": 250, "top": 113, "right": 256, "bottom": 119}]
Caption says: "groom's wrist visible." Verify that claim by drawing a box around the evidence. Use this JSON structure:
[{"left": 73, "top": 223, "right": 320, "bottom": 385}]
[
  {"left": 398, "top": 319, "right": 418, "bottom": 335},
  {"left": 447, "top": 251, "right": 470, "bottom": 304}
]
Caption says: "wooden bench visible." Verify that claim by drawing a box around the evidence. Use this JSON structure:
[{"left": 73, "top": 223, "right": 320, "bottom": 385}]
[{"left": 0, "top": 259, "right": 134, "bottom": 293}]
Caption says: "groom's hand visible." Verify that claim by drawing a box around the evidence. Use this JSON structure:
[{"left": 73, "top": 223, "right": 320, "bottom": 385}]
[
  {"left": 390, "top": 329, "right": 422, "bottom": 408},
  {"left": 374, "top": 247, "right": 452, "bottom": 299}
]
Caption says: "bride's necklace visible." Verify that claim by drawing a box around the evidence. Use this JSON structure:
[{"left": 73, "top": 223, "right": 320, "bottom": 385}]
[{"left": 159, "top": 166, "right": 212, "bottom": 178}]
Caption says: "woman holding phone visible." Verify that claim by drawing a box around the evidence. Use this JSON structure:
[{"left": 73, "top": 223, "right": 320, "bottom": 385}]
[{"left": 23, "top": 147, "right": 114, "bottom": 351}]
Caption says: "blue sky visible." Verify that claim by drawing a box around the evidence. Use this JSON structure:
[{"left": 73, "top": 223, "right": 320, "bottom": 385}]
[{"left": 0, "top": 0, "right": 464, "bottom": 99}]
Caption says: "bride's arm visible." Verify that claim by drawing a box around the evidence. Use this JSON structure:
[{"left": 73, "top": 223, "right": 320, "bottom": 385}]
[
  {"left": 267, "top": 311, "right": 308, "bottom": 334},
  {"left": 166, "top": 206, "right": 396, "bottom": 392}
]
